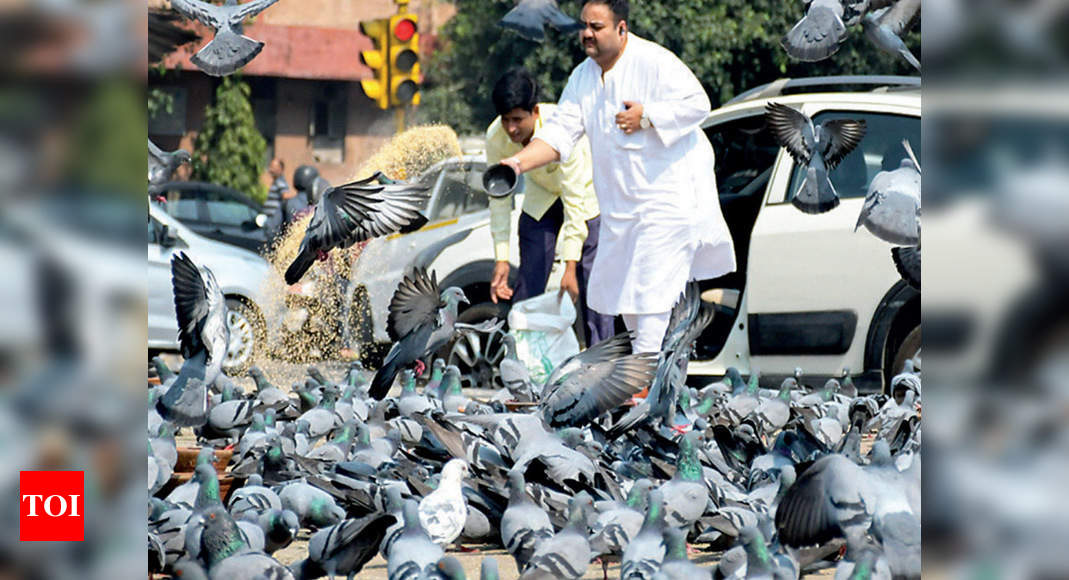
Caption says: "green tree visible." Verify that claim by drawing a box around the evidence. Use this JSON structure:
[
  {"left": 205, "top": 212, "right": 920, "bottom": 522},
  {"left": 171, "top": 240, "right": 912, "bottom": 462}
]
[
  {"left": 192, "top": 76, "right": 268, "bottom": 202},
  {"left": 416, "top": 0, "right": 919, "bottom": 134}
]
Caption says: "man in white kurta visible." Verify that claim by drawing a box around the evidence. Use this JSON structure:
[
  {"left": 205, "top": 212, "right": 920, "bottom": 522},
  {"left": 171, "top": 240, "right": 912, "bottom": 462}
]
[{"left": 500, "top": 0, "right": 736, "bottom": 355}]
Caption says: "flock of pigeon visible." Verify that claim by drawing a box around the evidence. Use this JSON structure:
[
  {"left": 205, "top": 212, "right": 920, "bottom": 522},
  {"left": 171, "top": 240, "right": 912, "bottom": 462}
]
[{"left": 148, "top": 250, "right": 921, "bottom": 579}]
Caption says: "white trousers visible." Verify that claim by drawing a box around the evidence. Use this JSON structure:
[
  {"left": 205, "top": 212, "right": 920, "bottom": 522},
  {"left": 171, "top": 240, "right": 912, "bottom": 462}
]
[{"left": 622, "top": 311, "right": 671, "bottom": 354}]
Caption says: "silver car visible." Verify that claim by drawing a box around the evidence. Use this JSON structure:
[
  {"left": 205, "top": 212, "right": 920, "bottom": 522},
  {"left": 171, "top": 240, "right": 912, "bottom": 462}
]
[{"left": 148, "top": 203, "right": 273, "bottom": 375}]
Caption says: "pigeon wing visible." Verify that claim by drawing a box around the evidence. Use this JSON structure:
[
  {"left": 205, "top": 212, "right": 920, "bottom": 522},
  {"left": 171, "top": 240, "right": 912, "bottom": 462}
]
[
  {"left": 543, "top": 330, "right": 636, "bottom": 387},
  {"left": 820, "top": 119, "right": 867, "bottom": 170},
  {"left": 542, "top": 0, "right": 585, "bottom": 33},
  {"left": 229, "top": 0, "right": 280, "bottom": 25},
  {"left": 171, "top": 252, "right": 212, "bottom": 358},
  {"left": 148, "top": 138, "right": 166, "bottom": 181},
  {"left": 386, "top": 268, "right": 443, "bottom": 342},
  {"left": 344, "top": 180, "right": 429, "bottom": 242},
  {"left": 169, "top": 0, "right": 224, "bottom": 29},
  {"left": 498, "top": 2, "right": 546, "bottom": 42},
  {"left": 775, "top": 454, "right": 864, "bottom": 546},
  {"left": 542, "top": 352, "right": 658, "bottom": 428},
  {"left": 765, "top": 102, "right": 814, "bottom": 165}
]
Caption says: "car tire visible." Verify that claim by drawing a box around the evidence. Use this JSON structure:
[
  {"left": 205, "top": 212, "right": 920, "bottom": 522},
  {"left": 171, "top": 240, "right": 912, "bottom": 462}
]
[
  {"left": 223, "top": 297, "right": 264, "bottom": 376},
  {"left": 887, "top": 323, "right": 921, "bottom": 388}
]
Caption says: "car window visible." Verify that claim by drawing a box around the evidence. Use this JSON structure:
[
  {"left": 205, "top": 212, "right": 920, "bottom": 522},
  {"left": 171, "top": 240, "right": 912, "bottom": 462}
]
[
  {"left": 785, "top": 111, "right": 921, "bottom": 202},
  {"left": 704, "top": 115, "right": 780, "bottom": 197},
  {"left": 206, "top": 197, "right": 256, "bottom": 226},
  {"left": 162, "top": 189, "right": 200, "bottom": 221}
]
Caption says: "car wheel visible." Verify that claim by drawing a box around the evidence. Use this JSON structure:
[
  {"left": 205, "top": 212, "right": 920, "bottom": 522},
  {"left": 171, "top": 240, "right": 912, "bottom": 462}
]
[
  {"left": 223, "top": 297, "right": 264, "bottom": 376},
  {"left": 888, "top": 324, "right": 921, "bottom": 384},
  {"left": 443, "top": 302, "right": 510, "bottom": 390}
]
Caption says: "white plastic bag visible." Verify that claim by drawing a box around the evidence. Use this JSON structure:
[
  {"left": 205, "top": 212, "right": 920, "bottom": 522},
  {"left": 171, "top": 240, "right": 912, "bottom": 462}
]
[{"left": 507, "top": 291, "right": 580, "bottom": 384}]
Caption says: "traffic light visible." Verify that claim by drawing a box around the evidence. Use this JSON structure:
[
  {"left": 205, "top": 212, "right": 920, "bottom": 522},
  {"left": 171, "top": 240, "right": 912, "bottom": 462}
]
[
  {"left": 359, "top": 18, "right": 390, "bottom": 110},
  {"left": 388, "top": 13, "right": 420, "bottom": 107}
]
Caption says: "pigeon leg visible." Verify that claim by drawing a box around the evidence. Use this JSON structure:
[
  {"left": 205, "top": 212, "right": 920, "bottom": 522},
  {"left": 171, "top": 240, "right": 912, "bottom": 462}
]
[
  {"left": 600, "top": 558, "right": 608, "bottom": 580},
  {"left": 316, "top": 249, "right": 330, "bottom": 262},
  {"left": 412, "top": 359, "right": 426, "bottom": 378},
  {"left": 670, "top": 423, "right": 692, "bottom": 436}
]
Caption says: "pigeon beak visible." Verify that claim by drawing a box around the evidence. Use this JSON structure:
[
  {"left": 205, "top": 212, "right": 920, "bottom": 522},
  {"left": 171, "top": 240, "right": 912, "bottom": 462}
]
[{"left": 459, "top": 292, "right": 470, "bottom": 305}]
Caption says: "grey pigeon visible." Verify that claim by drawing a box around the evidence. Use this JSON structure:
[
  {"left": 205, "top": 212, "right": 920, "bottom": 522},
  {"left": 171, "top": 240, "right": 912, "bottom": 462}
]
[
  {"left": 290, "top": 512, "right": 395, "bottom": 580},
  {"left": 198, "top": 506, "right": 294, "bottom": 579},
  {"left": 498, "top": 0, "right": 585, "bottom": 43},
  {"left": 258, "top": 508, "right": 300, "bottom": 555},
  {"left": 387, "top": 500, "right": 445, "bottom": 580},
  {"left": 540, "top": 331, "right": 658, "bottom": 428},
  {"left": 519, "top": 493, "right": 594, "bottom": 580},
  {"left": 397, "top": 369, "right": 433, "bottom": 417},
  {"left": 370, "top": 268, "right": 468, "bottom": 399},
  {"left": 165, "top": 448, "right": 216, "bottom": 506},
  {"left": 654, "top": 527, "right": 707, "bottom": 580},
  {"left": 168, "top": 0, "right": 280, "bottom": 77},
  {"left": 781, "top": 0, "right": 849, "bottom": 62},
  {"left": 278, "top": 481, "right": 345, "bottom": 530},
  {"left": 765, "top": 102, "right": 867, "bottom": 214},
  {"left": 418, "top": 459, "right": 470, "bottom": 548},
  {"left": 285, "top": 173, "right": 429, "bottom": 285},
  {"left": 227, "top": 473, "right": 281, "bottom": 520},
  {"left": 501, "top": 470, "right": 554, "bottom": 571},
  {"left": 157, "top": 252, "right": 229, "bottom": 427},
  {"left": 148, "top": 138, "right": 191, "bottom": 187},
  {"left": 589, "top": 479, "right": 653, "bottom": 577},
  {"left": 657, "top": 432, "right": 709, "bottom": 532},
  {"left": 855, "top": 158, "right": 920, "bottom": 246},
  {"left": 620, "top": 488, "right": 668, "bottom": 580},
  {"left": 862, "top": 5, "right": 920, "bottom": 71}
]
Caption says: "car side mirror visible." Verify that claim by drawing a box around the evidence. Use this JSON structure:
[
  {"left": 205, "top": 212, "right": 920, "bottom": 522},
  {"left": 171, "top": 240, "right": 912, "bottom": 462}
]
[
  {"left": 159, "top": 225, "right": 178, "bottom": 248},
  {"left": 255, "top": 213, "right": 267, "bottom": 228}
]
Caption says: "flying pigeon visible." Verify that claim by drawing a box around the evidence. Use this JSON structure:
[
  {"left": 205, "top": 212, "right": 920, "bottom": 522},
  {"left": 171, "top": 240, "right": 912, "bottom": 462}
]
[
  {"left": 855, "top": 157, "right": 920, "bottom": 246},
  {"left": 369, "top": 268, "right": 468, "bottom": 400},
  {"left": 284, "top": 172, "right": 429, "bottom": 285},
  {"left": 157, "top": 252, "right": 228, "bottom": 427},
  {"left": 148, "top": 138, "right": 191, "bottom": 188},
  {"left": 765, "top": 102, "right": 867, "bottom": 214},
  {"left": 781, "top": 0, "right": 849, "bottom": 62},
  {"left": 168, "top": 0, "right": 280, "bottom": 76},
  {"left": 499, "top": 0, "right": 585, "bottom": 43},
  {"left": 862, "top": 1, "right": 921, "bottom": 71}
]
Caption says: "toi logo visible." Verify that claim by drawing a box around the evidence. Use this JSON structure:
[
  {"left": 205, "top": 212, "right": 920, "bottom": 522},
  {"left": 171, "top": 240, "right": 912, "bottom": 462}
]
[{"left": 19, "top": 471, "right": 84, "bottom": 541}]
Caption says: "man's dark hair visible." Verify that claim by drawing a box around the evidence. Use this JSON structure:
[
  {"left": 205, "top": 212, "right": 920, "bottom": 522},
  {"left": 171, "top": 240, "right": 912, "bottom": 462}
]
[
  {"left": 491, "top": 68, "right": 539, "bottom": 116},
  {"left": 584, "top": 0, "right": 629, "bottom": 23}
]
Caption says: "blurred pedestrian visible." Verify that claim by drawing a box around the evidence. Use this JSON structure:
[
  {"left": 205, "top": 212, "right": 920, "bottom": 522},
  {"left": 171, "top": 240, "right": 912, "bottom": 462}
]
[
  {"left": 264, "top": 158, "right": 289, "bottom": 227},
  {"left": 486, "top": 68, "right": 615, "bottom": 346},
  {"left": 499, "top": 0, "right": 736, "bottom": 357},
  {"left": 284, "top": 165, "right": 317, "bottom": 227}
]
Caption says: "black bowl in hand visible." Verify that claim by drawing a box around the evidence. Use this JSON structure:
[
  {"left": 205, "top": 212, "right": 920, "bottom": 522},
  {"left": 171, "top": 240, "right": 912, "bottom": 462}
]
[{"left": 482, "top": 163, "right": 519, "bottom": 198}]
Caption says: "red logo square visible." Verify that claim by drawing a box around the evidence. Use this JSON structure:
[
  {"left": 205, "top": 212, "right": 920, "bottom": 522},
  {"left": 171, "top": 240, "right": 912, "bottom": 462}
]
[{"left": 19, "top": 471, "right": 84, "bottom": 541}]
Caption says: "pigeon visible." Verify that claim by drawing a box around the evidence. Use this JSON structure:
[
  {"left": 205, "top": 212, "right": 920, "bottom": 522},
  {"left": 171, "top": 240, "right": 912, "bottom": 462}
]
[
  {"left": 481, "top": 558, "right": 500, "bottom": 580},
  {"left": 290, "top": 512, "right": 396, "bottom": 580},
  {"left": 257, "top": 509, "right": 300, "bottom": 555},
  {"left": 781, "top": 0, "right": 849, "bottom": 62},
  {"left": 166, "top": 448, "right": 217, "bottom": 507},
  {"left": 419, "top": 459, "right": 470, "bottom": 548},
  {"left": 278, "top": 481, "right": 345, "bottom": 530},
  {"left": 168, "top": 0, "right": 279, "bottom": 77},
  {"left": 498, "top": 0, "right": 585, "bottom": 43},
  {"left": 226, "top": 474, "right": 281, "bottom": 520},
  {"left": 658, "top": 432, "right": 709, "bottom": 532},
  {"left": 501, "top": 470, "right": 554, "bottom": 571},
  {"left": 861, "top": 4, "right": 920, "bottom": 71},
  {"left": 285, "top": 173, "right": 429, "bottom": 285},
  {"left": 589, "top": 478, "right": 653, "bottom": 577},
  {"left": 855, "top": 158, "right": 920, "bottom": 246},
  {"left": 148, "top": 138, "right": 191, "bottom": 187},
  {"left": 765, "top": 102, "right": 867, "bottom": 214},
  {"left": 540, "top": 331, "right": 659, "bottom": 428},
  {"left": 157, "top": 252, "right": 229, "bottom": 427},
  {"left": 654, "top": 527, "right": 706, "bottom": 580},
  {"left": 891, "top": 245, "right": 920, "bottom": 290},
  {"left": 370, "top": 268, "right": 468, "bottom": 400},
  {"left": 387, "top": 500, "right": 445, "bottom": 580},
  {"left": 620, "top": 488, "right": 668, "bottom": 580},
  {"left": 519, "top": 493, "right": 594, "bottom": 580},
  {"left": 197, "top": 506, "right": 295, "bottom": 579}
]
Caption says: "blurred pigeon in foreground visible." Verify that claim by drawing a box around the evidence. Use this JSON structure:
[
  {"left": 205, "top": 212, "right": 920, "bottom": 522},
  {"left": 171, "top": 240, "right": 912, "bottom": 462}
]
[
  {"left": 168, "top": 0, "right": 280, "bottom": 76},
  {"left": 157, "top": 252, "right": 228, "bottom": 427},
  {"left": 862, "top": 4, "right": 921, "bottom": 71},
  {"left": 781, "top": 0, "right": 849, "bottom": 62},
  {"left": 370, "top": 268, "right": 468, "bottom": 399},
  {"left": 499, "top": 0, "right": 585, "bottom": 43},
  {"left": 148, "top": 138, "right": 191, "bottom": 188},
  {"left": 285, "top": 172, "right": 429, "bottom": 285},
  {"left": 855, "top": 158, "right": 920, "bottom": 246},
  {"left": 765, "top": 102, "right": 867, "bottom": 214}
]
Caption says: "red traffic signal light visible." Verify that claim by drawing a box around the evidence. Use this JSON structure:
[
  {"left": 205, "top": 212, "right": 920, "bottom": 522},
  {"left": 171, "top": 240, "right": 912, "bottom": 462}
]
[{"left": 393, "top": 17, "right": 416, "bottom": 42}]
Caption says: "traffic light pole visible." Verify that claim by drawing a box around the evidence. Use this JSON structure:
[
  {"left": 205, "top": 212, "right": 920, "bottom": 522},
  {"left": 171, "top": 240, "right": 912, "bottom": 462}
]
[{"left": 396, "top": 107, "right": 405, "bottom": 134}]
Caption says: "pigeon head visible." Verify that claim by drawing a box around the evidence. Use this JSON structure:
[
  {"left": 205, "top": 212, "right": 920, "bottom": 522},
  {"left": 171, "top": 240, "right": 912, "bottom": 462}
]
[
  {"left": 441, "top": 459, "right": 469, "bottom": 483},
  {"left": 440, "top": 286, "right": 469, "bottom": 307},
  {"left": 175, "top": 150, "right": 192, "bottom": 165},
  {"left": 196, "top": 447, "right": 216, "bottom": 466},
  {"left": 625, "top": 478, "right": 653, "bottom": 509}
]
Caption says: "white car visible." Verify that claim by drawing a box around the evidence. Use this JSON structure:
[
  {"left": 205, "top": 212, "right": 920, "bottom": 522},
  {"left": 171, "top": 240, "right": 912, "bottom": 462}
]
[
  {"left": 687, "top": 77, "right": 921, "bottom": 391},
  {"left": 350, "top": 78, "right": 921, "bottom": 393},
  {"left": 148, "top": 203, "right": 274, "bottom": 375}
]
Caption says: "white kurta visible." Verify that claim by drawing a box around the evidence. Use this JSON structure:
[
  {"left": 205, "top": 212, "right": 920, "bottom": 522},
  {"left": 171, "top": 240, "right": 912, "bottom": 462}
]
[{"left": 535, "top": 35, "right": 737, "bottom": 314}]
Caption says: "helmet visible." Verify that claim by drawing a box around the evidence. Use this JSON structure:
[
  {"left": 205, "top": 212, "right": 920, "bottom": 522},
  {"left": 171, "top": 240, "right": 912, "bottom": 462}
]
[{"left": 293, "top": 165, "right": 319, "bottom": 192}]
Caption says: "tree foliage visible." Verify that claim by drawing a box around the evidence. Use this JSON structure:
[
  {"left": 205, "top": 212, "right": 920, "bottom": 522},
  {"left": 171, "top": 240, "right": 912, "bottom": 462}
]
[
  {"left": 416, "top": 0, "right": 919, "bottom": 135},
  {"left": 192, "top": 76, "right": 268, "bottom": 202}
]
